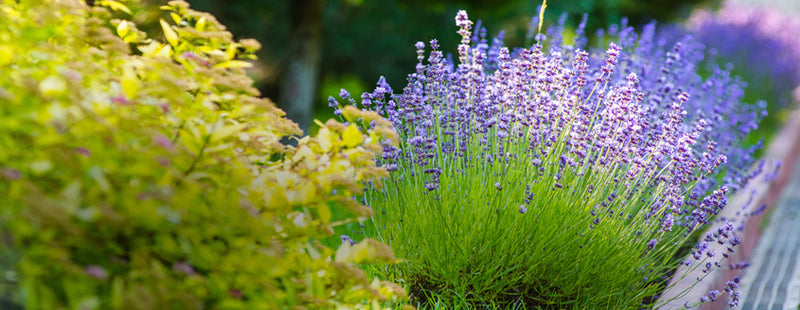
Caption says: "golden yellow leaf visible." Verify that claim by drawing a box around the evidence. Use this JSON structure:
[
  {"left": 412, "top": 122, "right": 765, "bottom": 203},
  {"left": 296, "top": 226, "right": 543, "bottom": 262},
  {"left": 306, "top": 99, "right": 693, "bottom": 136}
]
[
  {"left": 293, "top": 181, "right": 317, "bottom": 205},
  {"left": 213, "top": 60, "right": 253, "bottom": 69},
  {"left": 350, "top": 242, "right": 369, "bottom": 263},
  {"left": 196, "top": 16, "right": 207, "bottom": 31},
  {"left": 318, "top": 203, "right": 332, "bottom": 224},
  {"left": 120, "top": 72, "right": 138, "bottom": 99},
  {"left": 342, "top": 124, "right": 363, "bottom": 148},
  {"left": 154, "top": 44, "right": 172, "bottom": 58},
  {"left": 292, "top": 145, "right": 315, "bottom": 163},
  {"left": 159, "top": 19, "right": 179, "bottom": 47},
  {"left": 138, "top": 41, "right": 172, "bottom": 58},
  {"left": 96, "top": 0, "right": 131, "bottom": 14},
  {"left": 335, "top": 242, "right": 352, "bottom": 263},
  {"left": 317, "top": 127, "right": 333, "bottom": 152},
  {"left": 225, "top": 43, "right": 240, "bottom": 60},
  {"left": 209, "top": 123, "right": 246, "bottom": 143},
  {"left": 116, "top": 21, "right": 130, "bottom": 38},
  {"left": 170, "top": 12, "right": 182, "bottom": 25}
]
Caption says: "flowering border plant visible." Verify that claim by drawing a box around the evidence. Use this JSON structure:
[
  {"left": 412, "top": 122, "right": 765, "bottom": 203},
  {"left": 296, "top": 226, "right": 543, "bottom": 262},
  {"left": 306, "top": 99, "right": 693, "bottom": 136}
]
[{"left": 332, "top": 10, "right": 768, "bottom": 309}]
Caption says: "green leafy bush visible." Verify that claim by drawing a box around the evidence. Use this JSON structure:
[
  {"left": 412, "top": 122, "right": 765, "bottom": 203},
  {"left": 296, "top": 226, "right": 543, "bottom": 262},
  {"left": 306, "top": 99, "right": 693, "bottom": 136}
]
[{"left": 0, "top": 0, "right": 407, "bottom": 309}]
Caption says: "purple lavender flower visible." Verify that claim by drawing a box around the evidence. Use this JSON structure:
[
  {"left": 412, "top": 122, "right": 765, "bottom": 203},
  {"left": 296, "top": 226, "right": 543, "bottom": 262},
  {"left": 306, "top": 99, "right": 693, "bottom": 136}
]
[
  {"left": 343, "top": 10, "right": 769, "bottom": 309},
  {"left": 415, "top": 41, "right": 425, "bottom": 51},
  {"left": 455, "top": 10, "right": 471, "bottom": 28},
  {"left": 340, "top": 234, "right": 357, "bottom": 245},
  {"left": 356, "top": 10, "right": 765, "bottom": 237},
  {"left": 706, "top": 290, "right": 720, "bottom": 302},
  {"left": 646, "top": 239, "right": 658, "bottom": 252},
  {"left": 339, "top": 88, "right": 351, "bottom": 100}
]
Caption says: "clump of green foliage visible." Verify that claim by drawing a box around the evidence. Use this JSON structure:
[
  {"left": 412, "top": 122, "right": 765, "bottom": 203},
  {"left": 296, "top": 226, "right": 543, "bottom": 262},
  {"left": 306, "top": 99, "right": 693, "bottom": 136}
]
[
  {"left": 343, "top": 8, "right": 762, "bottom": 309},
  {"left": 0, "top": 0, "right": 408, "bottom": 309}
]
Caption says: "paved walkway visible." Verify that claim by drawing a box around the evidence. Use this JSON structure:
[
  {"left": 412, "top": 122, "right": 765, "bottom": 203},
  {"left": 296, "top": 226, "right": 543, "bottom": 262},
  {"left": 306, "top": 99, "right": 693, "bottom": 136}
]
[
  {"left": 738, "top": 170, "right": 800, "bottom": 309},
  {"left": 728, "top": 0, "right": 800, "bottom": 308},
  {"left": 732, "top": 0, "right": 800, "bottom": 13}
]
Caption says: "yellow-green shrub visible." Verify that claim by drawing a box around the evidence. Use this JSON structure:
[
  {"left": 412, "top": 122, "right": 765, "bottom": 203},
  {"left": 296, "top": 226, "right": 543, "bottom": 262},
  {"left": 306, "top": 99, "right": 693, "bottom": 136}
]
[{"left": 0, "top": 0, "right": 405, "bottom": 309}]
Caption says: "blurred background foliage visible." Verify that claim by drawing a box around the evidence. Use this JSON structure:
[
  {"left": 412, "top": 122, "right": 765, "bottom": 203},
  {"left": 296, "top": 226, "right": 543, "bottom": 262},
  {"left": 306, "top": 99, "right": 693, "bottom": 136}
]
[{"left": 187, "top": 0, "right": 721, "bottom": 134}]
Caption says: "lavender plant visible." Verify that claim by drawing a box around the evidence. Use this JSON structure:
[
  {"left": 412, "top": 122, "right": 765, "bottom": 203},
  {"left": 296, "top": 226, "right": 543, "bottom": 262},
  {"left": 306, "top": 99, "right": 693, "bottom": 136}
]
[{"left": 333, "top": 10, "right": 767, "bottom": 309}]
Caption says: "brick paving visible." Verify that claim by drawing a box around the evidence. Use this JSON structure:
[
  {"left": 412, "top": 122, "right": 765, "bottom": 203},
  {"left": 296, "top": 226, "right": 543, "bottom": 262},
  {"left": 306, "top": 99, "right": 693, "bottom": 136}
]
[{"left": 738, "top": 171, "right": 800, "bottom": 309}]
